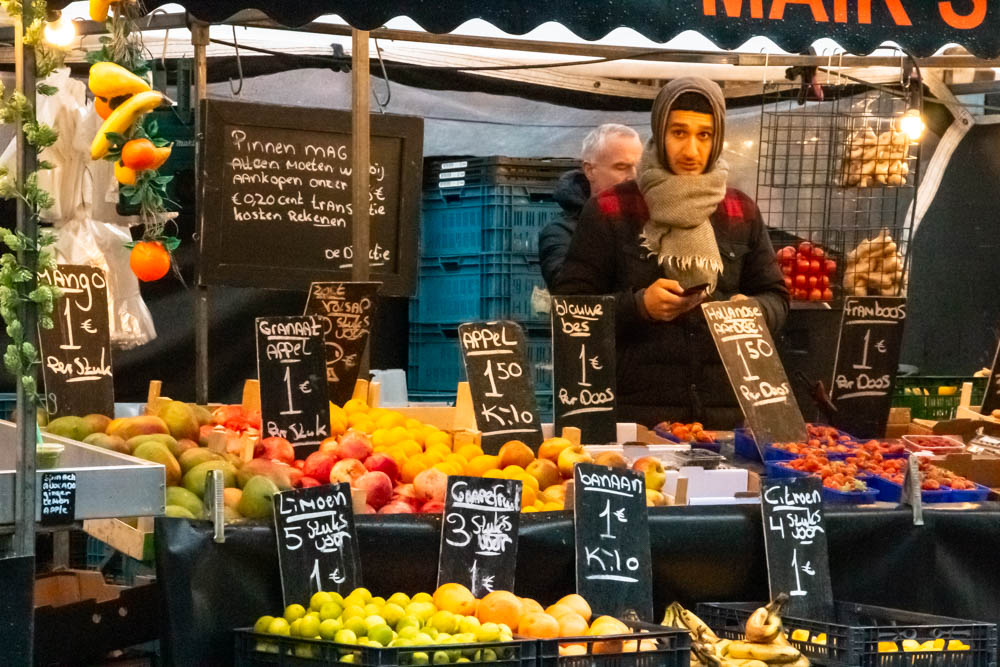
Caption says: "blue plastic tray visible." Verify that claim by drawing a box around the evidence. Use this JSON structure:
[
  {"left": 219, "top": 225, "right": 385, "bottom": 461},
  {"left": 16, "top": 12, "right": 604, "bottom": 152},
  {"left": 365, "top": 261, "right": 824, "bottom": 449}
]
[
  {"left": 946, "top": 483, "right": 991, "bottom": 502},
  {"left": 864, "top": 474, "right": 953, "bottom": 503},
  {"left": 765, "top": 462, "right": 878, "bottom": 504},
  {"left": 653, "top": 425, "right": 723, "bottom": 453}
]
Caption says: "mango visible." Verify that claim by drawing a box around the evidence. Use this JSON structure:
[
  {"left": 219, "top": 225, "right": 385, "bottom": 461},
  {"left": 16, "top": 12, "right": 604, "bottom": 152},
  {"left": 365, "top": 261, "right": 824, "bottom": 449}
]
[
  {"left": 183, "top": 460, "right": 237, "bottom": 498},
  {"left": 237, "top": 458, "right": 297, "bottom": 490},
  {"left": 46, "top": 416, "right": 94, "bottom": 441},
  {"left": 82, "top": 413, "right": 112, "bottom": 434},
  {"left": 127, "top": 433, "right": 180, "bottom": 456},
  {"left": 132, "top": 442, "right": 182, "bottom": 486},
  {"left": 176, "top": 438, "right": 199, "bottom": 455},
  {"left": 164, "top": 504, "right": 197, "bottom": 519},
  {"left": 179, "top": 447, "right": 225, "bottom": 474},
  {"left": 224, "top": 452, "right": 246, "bottom": 470},
  {"left": 158, "top": 400, "right": 200, "bottom": 441},
  {"left": 190, "top": 404, "right": 213, "bottom": 426},
  {"left": 166, "top": 486, "right": 204, "bottom": 518},
  {"left": 224, "top": 506, "right": 243, "bottom": 522},
  {"left": 238, "top": 475, "right": 280, "bottom": 519},
  {"left": 107, "top": 415, "right": 169, "bottom": 441},
  {"left": 223, "top": 487, "right": 242, "bottom": 510},
  {"left": 83, "top": 432, "right": 130, "bottom": 455}
]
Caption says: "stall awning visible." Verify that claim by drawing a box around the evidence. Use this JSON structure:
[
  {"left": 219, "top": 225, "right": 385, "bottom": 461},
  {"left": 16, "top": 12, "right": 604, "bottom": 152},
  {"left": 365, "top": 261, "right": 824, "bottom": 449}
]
[{"left": 50, "top": 1, "right": 1000, "bottom": 58}]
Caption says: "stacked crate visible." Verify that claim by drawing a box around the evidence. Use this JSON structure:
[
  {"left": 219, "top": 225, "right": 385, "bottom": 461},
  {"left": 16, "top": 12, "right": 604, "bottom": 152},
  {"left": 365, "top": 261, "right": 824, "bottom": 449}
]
[{"left": 409, "top": 157, "right": 579, "bottom": 419}]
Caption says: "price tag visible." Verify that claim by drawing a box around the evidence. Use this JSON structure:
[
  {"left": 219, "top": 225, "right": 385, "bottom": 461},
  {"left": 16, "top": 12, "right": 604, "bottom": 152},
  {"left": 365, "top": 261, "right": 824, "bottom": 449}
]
[
  {"left": 702, "top": 299, "right": 807, "bottom": 447},
  {"left": 272, "top": 482, "right": 361, "bottom": 607},
  {"left": 459, "top": 321, "right": 543, "bottom": 454},
  {"left": 551, "top": 296, "right": 617, "bottom": 444},
  {"left": 982, "top": 338, "right": 1000, "bottom": 415},
  {"left": 437, "top": 476, "right": 522, "bottom": 598},
  {"left": 304, "top": 281, "right": 379, "bottom": 406},
  {"left": 37, "top": 265, "right": 114, "bottom": 419},
  {"left": 40, "top": 472, "right": 76, "bottom": 526},
  {"left": 760, "top": 477, "right": 833, "bottom": 617},
  {"left": 830, "top": 297, "right": 907, "bottom": 437},
  {"left": 255, "top": 316, "right": 331, "bottom": 450},
  {"left": 573, "top": 463, "right": 653, "bottom": 621}
]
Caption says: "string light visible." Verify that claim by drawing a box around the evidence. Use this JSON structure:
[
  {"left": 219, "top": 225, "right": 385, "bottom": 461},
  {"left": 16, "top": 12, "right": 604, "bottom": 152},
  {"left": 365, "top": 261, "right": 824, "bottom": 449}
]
[
  {"left": 43, "top": 13, "right": 75, "bottom": 48},
  {"left": 899, "top": 108, "right": 925, "bottom": 142}
]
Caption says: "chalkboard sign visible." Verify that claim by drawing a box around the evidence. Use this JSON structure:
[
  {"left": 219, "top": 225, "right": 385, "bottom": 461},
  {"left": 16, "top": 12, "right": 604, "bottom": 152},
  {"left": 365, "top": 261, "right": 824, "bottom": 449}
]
[
  {"left": 37, "top": 265, "right": 114, "bottom": 419},
  {"left": 761, "top": 477, "right": 833, "bottom": 618},
  {"left": 982, "top": 338, "right": 1000, "bottom": 415},
  {"left": 830, "top": 297, "right": 907, "bottom": 438},
  {"left": 438, "top": 476, "right": 522, "bottom": 598},
  {"left": 573, "top": 463, "right": 653, "bottom": 621},
  {"left": 255, "top": 316, "right": 330, "bottom": 448},
  {"left": 198, "top": 99, "right": 422, "bottom": 295},
  {"left": 304, "top": 281, "right": 379, "bottom": 407},
  {"left": 551, "top": 296, "right": 617, "bottom": 444},
  {"left": 459, "top": 321, "right": 543, "bottom": 453},
  {"left": 40, "top": 471, "right": 76, "bottom": 526},
  {"left": 702, "top": 299, "right": 807, "bottom": 446},
  {"left": 272, "top": 482, "right": 361, "bottom": 607}
]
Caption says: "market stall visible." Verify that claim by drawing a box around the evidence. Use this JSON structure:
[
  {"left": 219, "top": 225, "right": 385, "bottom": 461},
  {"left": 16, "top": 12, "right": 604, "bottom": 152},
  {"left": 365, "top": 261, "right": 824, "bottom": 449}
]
[{"left": 4, "top": 1, "right": 1000, "bottom": 666}]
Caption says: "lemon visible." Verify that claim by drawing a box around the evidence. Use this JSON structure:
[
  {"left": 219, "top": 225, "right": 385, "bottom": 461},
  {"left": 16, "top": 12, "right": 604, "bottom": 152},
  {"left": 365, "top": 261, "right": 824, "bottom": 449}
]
[
  {"left": 476, "top": 623, "right": 501, "bottom": 642},
  {"left": 433, "top": 650, "right": 451, "bottom": 664},
  {"left": 320, "top": 601, "right": 343, "bottom": 621},
  {"left": 289, "top": 619, "right": 303, "bottom": 637},
  {"left": 382, "top": 603, "right": 406, "bottom": 627},
  {"left": 365, "top": 614, "right": 387, "bottom": 630},
  {"left": 284, "top": 603, "right": 307, "bottom": 623},
  {"left": 411, "top": 652, "right": 430, "bottom": 665},
  {"left": 310, "top": 591, "right": 334, "bottom": 611},
  {"left": 411, "top": 592, "right": 433, "bottom": 605},
  {"left": 350, "top": 587, "right": 374, "bottom": 603},
  {"left": 299, "top": 615, "right": 321, "bottom": 639},
  {"left": 405, "top": 601, "right": 437, "bottom": 623},
  {"left": 342, "top": 604, "right": 366, "bottom": 620},
  {"left": 371, "top": 596, "right": 386, "bottom": 607},
  {"left": 320, "top": 618, "right": 342, "bottom": 640},
  {"left": 344, "top": 616, "right": 368, "bottom": 637},
  {"left": 414, "top": 632, "right": 434, "bottom": 646},
  {"left": 457, "top": 616, "right": 480, "bottom": 635},
  {"left": 398, "top": 626, "right": 419, "bottom": 640},
  {"left": 430, "top": 610, "right": 459, "bottom": 634},
  {"left": 396, "top": 615, "right": 422, "bottom": 633},
  {"left": 334, "top": 628, "right": 358, "bottom": 645},
  {"left": 253, "top": 615, "right": 274, "bottom": 634}
]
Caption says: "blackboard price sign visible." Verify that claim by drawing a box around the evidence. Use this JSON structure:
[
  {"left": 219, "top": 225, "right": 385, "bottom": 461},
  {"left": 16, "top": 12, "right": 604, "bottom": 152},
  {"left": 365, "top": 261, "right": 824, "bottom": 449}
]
[
  {"left": 702, "top": 299, "right": 807, "bottom": 447},
  {"left": 830, "top": 297, "right": 907, "bottom": 438},
  {"left": 573, "top": 463, "right": 653, "bottom": 621},
  {"left": 198, "top": 99, "right": 422, "bottom": 295},
  {"left": 982, "top": 338, "right": 1000, "bottom": 415},
  {"left": 551, "top": 296, "right": 617, "bottom": 444},
  {"left": 255, "top": 316, "right": 330, "bottom": 448},
  {"left": 272, "top": 482, "right": 361, "bottom": 607},
  {"left": 40, "top": 471, "right": 77, "bottom": 526},
  {"left": 37, "top": 265, "right": 114, "bottom": 418},
  {"left": 761, "top": 477, "right": 833, "bottom": 618},
  {"left": 459, "top": 321, "right": 543, "bottom": 453},
  {"left": 304, "top": 281, "right": 379, "bottom": 406},
  {"left": 438, "top": 476, "right": 522, "bottom": 598}
]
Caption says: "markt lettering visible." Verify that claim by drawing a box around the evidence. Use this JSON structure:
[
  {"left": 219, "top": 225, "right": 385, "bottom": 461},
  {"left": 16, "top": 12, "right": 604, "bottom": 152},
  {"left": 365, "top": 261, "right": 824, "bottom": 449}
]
[{"left": 702, "top": 0, "right": 986, "bottom": 28}]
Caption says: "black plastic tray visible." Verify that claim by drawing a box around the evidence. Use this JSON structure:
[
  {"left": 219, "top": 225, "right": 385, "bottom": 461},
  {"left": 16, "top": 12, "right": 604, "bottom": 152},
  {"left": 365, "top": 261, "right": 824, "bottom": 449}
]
[{"left": 535, "top": 619, "right": 690, "bottom": 667}]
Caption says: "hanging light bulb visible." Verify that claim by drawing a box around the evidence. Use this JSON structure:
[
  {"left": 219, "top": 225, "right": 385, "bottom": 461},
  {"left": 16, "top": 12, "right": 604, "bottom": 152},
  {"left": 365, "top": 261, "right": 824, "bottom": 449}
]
[
  {"left": 899, "top": 108, "right": 925, "bottom": 142},
  {"left": 43, "top": 12, "right": 75, "bottom": 48}
]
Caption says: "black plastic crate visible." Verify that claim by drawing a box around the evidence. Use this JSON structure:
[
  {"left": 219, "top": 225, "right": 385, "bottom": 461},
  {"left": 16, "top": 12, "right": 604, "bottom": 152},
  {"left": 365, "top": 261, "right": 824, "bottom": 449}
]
[
  {"left": 535, "top": 619, "right": 690, "bottom": 667},
  {"left": 235, "top": 629, "right": 537, "bottom": 666},
  {"left": 425, "top": 156, "right": 579, "bottom": 189},
  {"left": 697, "top": 601, "right": 997, "bottom": 667}
]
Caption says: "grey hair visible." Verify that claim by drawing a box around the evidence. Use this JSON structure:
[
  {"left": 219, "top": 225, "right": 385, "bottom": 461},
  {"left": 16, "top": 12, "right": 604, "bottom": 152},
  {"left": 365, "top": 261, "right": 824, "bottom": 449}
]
[{"left": 581, "top": 123, "right": 641, "bottom": 162}]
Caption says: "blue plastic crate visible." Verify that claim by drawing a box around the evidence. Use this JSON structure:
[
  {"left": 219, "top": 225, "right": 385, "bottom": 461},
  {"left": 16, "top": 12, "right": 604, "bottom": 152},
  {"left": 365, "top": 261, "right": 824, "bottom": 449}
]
[
  {"left": 765, "top": 462, "right": 879, "bottom": 504},
  {"left": 421, "top": 183, "right": 562, "bottom": 257},
  {"left": 410, "top": 253, "right": 549, "bottom": 326}
]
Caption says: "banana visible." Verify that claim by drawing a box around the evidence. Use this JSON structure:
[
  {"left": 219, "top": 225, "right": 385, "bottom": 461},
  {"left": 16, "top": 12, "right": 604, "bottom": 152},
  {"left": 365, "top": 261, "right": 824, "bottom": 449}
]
[
  {"left": 677, "top": 605, "right": 720, "bottom": 642},
  {"left": 89, "top": 62, "right": 151, "bottom": 99},
  {"left": 89, "top": 0, "right": 111, "bottom": 21},
  {"left": 746, "top": 594, "right": 790, "bottom": 644},
  {"left": 787, "top": 656, "right": 810, "bottom": 667},
  {"left": 91, "top": 90, "right": 164, "bottom": 160},
  {"left": 727, "top": 641, "right": 802, "bottom": 664},
  {"left": 661, "top": 604, "right": 678, "bottom": 628}
]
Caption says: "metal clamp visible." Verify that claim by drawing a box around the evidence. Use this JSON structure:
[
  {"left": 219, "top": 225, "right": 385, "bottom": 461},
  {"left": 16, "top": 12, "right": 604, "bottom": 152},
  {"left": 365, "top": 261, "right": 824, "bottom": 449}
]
[{"left": 204, "top": 469, "right": 226, "bottom": 543}]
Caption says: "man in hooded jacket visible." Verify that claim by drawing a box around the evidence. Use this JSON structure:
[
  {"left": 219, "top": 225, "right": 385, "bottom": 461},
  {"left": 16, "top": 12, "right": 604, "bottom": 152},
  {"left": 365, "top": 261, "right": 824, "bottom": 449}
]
[{"left": 554, "top": 77, "right": 789, "bottom": 428}]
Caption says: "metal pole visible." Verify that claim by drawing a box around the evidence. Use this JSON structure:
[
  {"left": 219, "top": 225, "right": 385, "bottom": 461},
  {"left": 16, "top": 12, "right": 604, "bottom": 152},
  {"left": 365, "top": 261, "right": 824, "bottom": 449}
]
[
  {"left": 192, "top": 22, "right": 210, "bottom": 405},
  {"left": 351, "top": 30, "right": 372, "bottom": 376}
]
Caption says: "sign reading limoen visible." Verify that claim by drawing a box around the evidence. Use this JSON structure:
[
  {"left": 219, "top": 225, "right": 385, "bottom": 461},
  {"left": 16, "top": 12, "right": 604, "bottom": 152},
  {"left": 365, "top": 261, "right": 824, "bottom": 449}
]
[
  {"left": 702, "top": 299, "right": 807, "bottom": 447},
  {"left": 198, "top": 99, "right": 422, "bottom": 294},
  {"left": 304, "top": 282, "right": 379, "bottom": 406},
  {"left": 438, "top": 476, "right": 522, "bottom": 598},
  {"left": 830, "top": 297, "right": 907, "bottom": 438},
  {"left": 37, "top": 265, "right": 114, "bottom": 419},
  {"left": 459, "top": 321, "right": 543, "bottom": 454},
  {"left": 551, "top": 296, "right": 616, "bottom": 444},
  {"left": 573, "top": 463, "right": 652, "bottom": 621},
  {"left": 255, "top": 316, "right": 330, "bottom": 448},
  {"left": 982, "top": 338, "right": 1000, "bottom": 415},
  {"left": 761, "top": 477, "right": 833, "bottom": 618},
  {"left": 272, "top": 482, "right": 361, "bottom": 607},
  {"left": 40, "top": 472, "right": 76, "bottom": 526}
]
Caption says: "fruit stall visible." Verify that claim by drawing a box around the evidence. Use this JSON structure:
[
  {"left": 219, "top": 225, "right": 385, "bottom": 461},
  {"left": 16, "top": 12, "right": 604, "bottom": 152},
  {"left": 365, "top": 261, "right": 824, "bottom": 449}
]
[{"left": 3, "top": 1, "right": 1000, "bottom": 666}]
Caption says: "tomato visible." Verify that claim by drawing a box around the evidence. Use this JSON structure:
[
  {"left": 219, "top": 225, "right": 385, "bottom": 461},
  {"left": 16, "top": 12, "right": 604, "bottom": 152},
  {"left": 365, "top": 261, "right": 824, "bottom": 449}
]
[
  {"left": 794, "top": 274, "right": 807, "bottom": 288},
  {"left": 796, "top": 259, "right": 811, "bottom": 274},
  {"left": 129, "top": 240, "right": 170, "bottom": 281},
  {"left": 783, "top": 276, "right": 793, "bottom": 290},
  {"left": 808, "top": 288, "right": 823, "bottom": 301},
  {"left": 781, "top": 263, "right": 793, "bottom": 276},
  {"left": 819, "top": 275, "right": 830, "bottom": 288},
  {"left": 809, "top": 259, "right": 822, "bottom": 273},
  {"left": 798, "top": 241, "right": 814, "bottom": 256},
  {"left": 121, "top": 138, "right": 157, "bottom": 170},
  {"left": 777, "top": 246, "right": 796, "bottom": 262},
  {"left": 822, "top": 288, "right": 834, "bottom": 301},
  {"left": 807, "top": 275, "right": 819, "bottom": 289},
  {"left": 824, "top": 259, "right": 837, "bottom": 274},
  {"left": 811, "top": 247, "right": 825, "bottom": 260}
]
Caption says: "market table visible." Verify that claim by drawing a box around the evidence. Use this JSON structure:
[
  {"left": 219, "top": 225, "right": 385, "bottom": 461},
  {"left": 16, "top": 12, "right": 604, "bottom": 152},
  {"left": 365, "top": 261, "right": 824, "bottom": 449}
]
[{"left": 155, "top": 503, "right": 1000, "bottom": 665}]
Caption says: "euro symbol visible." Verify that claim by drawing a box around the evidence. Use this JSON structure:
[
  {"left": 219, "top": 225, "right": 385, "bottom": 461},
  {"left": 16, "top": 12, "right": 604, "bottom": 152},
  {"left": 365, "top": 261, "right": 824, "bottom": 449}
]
[
  {"left": 876, "top": 340, "right": 887, "bottom": 353},
  {"left": 298, "top": 381, "right": 312, "bottom": 393},
  {"left": 589, "top": 356, "right": 603, "bottom": 370},
  {"left": 80, "top": 319, "right": 97, "bottom": 334}
]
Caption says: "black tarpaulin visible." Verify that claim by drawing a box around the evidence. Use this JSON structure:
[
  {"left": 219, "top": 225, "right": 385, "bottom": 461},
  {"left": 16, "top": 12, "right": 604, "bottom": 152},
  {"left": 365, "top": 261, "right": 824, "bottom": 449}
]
[{"left": 48, "top": 1, "right": 1000, "bottom": 58}]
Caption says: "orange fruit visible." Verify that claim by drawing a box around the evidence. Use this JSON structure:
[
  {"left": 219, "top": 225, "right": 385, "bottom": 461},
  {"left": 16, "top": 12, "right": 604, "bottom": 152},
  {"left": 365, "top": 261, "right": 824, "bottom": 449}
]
[
  {"left": 542, "top": 485, "right": 567, "bottom": 504},
  {"left": 542, "top": 501, "right": 564, "bottom": 512},
  {"left": 558, "top": 594, "right": 593, "bottom": 623},
  {"left": 518, "top": 612, "right": 560, "bottom": 639},
  {"left": 545, "top": 603, "right": 576, "bottom": 619},
  {"left": 520, "top": 485, "right": 537, "bottom": 509},
  {"left": 501, "top": 465, "right": 526, "bottom": 479},
  {"left": 538, "top": 437, "right": 573, "bottom": 463},
  {"left": 498, "top": 440, "right": 535, "bottom": 469},
  {"left": 559, "top": 644, "right": 587, "bottom": 656},
  {"left": 401, "top": 457, "right": 427, "bottom": 484},
  {"left": 476, "top": 591, "right": 523, "bottom": 628},
  {"left": 121, "top": 138, "right": 157, "bottom": 170},
  {"left": 557, "top": 612, "right": 589, "bottom": 638},
  {"left": 483, "top": 469, "right": 505, "bottom": 479},
  {"left": 457, "top": 444, "right": 484, "bottom": 460},
  {"left": 465, "top": 455, "right": 500, "bottom": 476},
  {"left": 517, "top": 473, "right": 539, "bottom": 492},
  {"left": 398, "top": 439, "right": 422, "bottom": 457},
  {"left": 523, "top": 506, "right": 539, "bottom": 513},
  {"left": 589, "top": 616, "right": 629, "bottom": 635},
  {"left": 433, "top": 583, "right": 477, "bottom": 616},
  {"left": 519, "top": 598, "right": 544, "bottom": 616},
  {"left": 425, "top": 430, "right": 452, "bottom": 449},
  {"left": 129, "top": 241, "right": 170, "bottom": 282}
]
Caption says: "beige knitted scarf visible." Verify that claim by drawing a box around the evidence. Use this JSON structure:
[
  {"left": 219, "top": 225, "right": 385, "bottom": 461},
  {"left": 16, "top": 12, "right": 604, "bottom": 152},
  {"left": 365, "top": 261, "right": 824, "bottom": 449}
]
[{"left": 637, "top": 138, "right": 728, "bottom": 292}]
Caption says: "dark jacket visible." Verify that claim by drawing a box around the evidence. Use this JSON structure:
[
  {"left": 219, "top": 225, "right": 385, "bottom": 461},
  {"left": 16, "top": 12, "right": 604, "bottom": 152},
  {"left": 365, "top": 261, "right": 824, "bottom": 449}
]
[
  {"left": 554, "top": 180, "right": 789, "bottom": 428},
  {"left": 539, "top": 170, "right": 590, "bottom": 288}
]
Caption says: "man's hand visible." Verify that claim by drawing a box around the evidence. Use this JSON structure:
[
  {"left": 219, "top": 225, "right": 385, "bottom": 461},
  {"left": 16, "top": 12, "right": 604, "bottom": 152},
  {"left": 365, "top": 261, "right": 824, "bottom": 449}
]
[{"left": 642, "top": 279, "right": 705, "bottom": 322}]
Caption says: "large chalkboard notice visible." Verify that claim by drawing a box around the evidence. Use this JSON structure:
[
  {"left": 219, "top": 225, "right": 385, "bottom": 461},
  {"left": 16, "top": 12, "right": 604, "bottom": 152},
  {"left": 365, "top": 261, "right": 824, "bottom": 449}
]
[
  {"left": 198, "top": 99, "right": 422, "bottom": 295},
  {"left": 37, "top": 265, "right": 114, "bottom": 418},
  {"left": 982, "top": 338, "right": 1000, "bottom": 415},
  {"left": 551, "top": 296, "right": 617, "bottom": 444},
  {"left": 830, "top": 297, "right": 907, "bottom": 438},
  {"left": 304, "top": 281, "right": 379, "bottom": 407},
  {"left": 459, "top": 321, "right": 543, "bottom": 454},
  {"left": 702, "top": 299, "right": 807, "bottom": 446}
]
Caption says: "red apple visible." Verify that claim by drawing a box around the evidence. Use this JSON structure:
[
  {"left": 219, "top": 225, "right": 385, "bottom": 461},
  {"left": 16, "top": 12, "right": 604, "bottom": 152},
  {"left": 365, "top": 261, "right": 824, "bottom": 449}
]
[
  {"left": 330, "top": 458, "right": 366, "bottom": 484},
  {"left": 391, "top": 483, "right": 421, "bottom": 507},
  {"left": 378, "top": 500, "right": 415, "bottom": 514},
  {"left": 633, "top": 456, "right": 666, "bottom": 492},
  {"left": 299, "top": 476, "right": 321, "bottom": 488},
  {"left": 419, "top": 499, "right": 445, "bottom": 513},
  {"left": 364, "top": 453, "right": 399, "bottom": 481},
  {"left": 414, "top": 467, "right": 449, "bottom": 503},
  {"left": 256, "top": 437, "right": 294, "bottom": 465},
  {"left": 303, "top": 450, "right": 338, "bottom": 482},
  {"left": 319, "top": 437, "right": 339, "bottom": 453},
  {"left": 336, "top": 431, "right": 373, "bottom": 461},
  {"left": 353, "top": 471, "right": 393, "bottom": 509}
]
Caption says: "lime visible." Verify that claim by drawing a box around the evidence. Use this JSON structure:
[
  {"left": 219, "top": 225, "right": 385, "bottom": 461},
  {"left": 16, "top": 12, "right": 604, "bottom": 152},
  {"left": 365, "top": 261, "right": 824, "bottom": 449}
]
[
  {"left": 398, "top": 626, "right": 420, "bottom": 640},
  {"left": 436, "top": 633, "right": 452, "bottom": 643},
  {"left": 414, "top": 632, "right": 434, "bottom": 646},
  {"left": 350, "top": 587, "right": 374, "bottom": 603},
  {"left": 391, "top": 637, "right": 414, "bottom": 648},
  {"left": 475, "top": 649, "right": 498, "bottom": 662},
  {"left": 396, "top": 615, "right": 422, "bottom": 632},
  {"left": 429, "top": 610, "right": 458, "bottom": 634},
  {"left": 319, "top": 601, "right": 343, "bottom": 621},
  {"left": 411, "top": 652, "right": 430, "bottom": 665},
  {"left": 299, "top": 615, "right": 321, "bottom": 639},
  {"left": 382, "top": 603, "right": 406, "bottom": 627},
  {"left": 320, "top": 618, "right": 342, "bottom": 640},
  {"left": 453, "top": 633, "right": 476, "bottom": 644},
  {"left": 344, "top": 616, "right": 368, "bottom": 638},
  {"left": 411, "top": 592, "right": 433, "bottom": 604},
  {"left": 387, "top": 592, "right": 411, "bottom": 608},
  {"left": 284, "top": 603, "right": 307, "bottom": 623},
  {"left": 253, "top": 615, "right": 274, "bottom": 634},
  {"left": 476, "top": 623, "right": 500, "bottom": 642},
  {"left": 340, "top": 655, "right": 356, "bottom": 664},
  {"left": 364, "top": 603, "right": 382, "bottom": 617},
  {"left": 342, "top": 604, "right": 366, "bottom": 620},
  {"left": 267, "top": 617, "right": 291, "bottom": 636},
  {"left": 369, "top": 623, "right": 394, "bottom": 646},
  {"left": 334, "top": 628, "right": 358, "bottom": 645},
  {"left": 343, "top": 594, "right": 367, "bottom": 610},
  {"left": 365, "top": 615, "right": 387, "bottom": 630},
  {"left": 457, "top": 616, "right": 480, "bottom": 635},
  {"left": 424, "top": 626, "right": 440, "bottom": 640},
  {"left": 433, "top": 650, "right": 451, "bottom": 664},
  {"left": 310, "top": 591, "right": 334, "bottom": 611},
  {"left": 405, "top": 601, "right": 437, "bottom": 623}
]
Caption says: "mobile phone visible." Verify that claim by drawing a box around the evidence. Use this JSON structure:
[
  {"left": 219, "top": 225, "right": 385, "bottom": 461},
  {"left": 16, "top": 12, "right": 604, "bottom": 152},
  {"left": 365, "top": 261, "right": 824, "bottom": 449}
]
[{"left": 681, "top": 283, "right": 710, "bottom": 296}]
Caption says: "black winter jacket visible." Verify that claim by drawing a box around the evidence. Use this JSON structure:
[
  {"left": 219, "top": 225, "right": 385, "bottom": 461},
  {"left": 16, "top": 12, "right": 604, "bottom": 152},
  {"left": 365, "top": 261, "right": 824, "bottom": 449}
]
[
  {"left": 554, "top": 180, "right": 789, "bottom": 428},
  {"left": 539, "top": 170, "right": 590, "bottom": 288}
]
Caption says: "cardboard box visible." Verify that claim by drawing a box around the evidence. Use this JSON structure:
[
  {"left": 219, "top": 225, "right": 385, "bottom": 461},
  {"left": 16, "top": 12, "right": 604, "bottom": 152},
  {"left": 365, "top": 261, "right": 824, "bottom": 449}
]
[
  {"left": 35, "top": 570, "right": 126, "bottom": 608},
  {"left": 934, "top": 452, "right": 1000, "bottom": 492}
]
